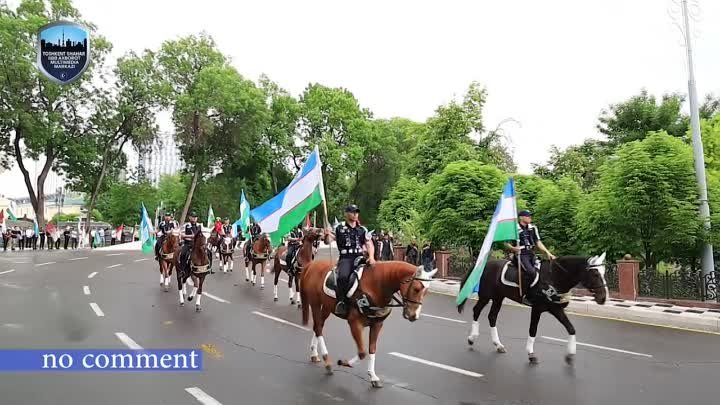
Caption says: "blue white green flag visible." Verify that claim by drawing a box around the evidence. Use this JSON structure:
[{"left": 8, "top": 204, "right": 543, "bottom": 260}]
[{"left": 140, "top": 203, "right": 155, "bottom": 255}]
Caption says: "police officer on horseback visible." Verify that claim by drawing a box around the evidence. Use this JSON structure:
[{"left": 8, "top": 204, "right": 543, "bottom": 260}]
[
  {"left": 245, "top": 219, "right": 262, "bottom": 260},
  {"left": 180, "top": 212, "right": 202, "bottom": 269},
  {"left": 506, "top": 210, "right": 559, "bottom": 306},
  {"left": 285, "top": 225, "right": 304, "bottom": 270},
  {"left": 222, "top": 218, "right": 233, "bottom": 237},
  {"left": 324, "top": 204, "right": 376, "bottom": 317},
  {"left": 155, "top": 212, "right": 179, "bottom": 261}
]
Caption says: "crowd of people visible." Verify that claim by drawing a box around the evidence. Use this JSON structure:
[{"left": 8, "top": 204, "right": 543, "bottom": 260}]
[
  {"left": 368, "top": 232, "right": 436, "bottom": 271},
  {"left": 1, "top": 224, "right": 130, "bottom": 252}
]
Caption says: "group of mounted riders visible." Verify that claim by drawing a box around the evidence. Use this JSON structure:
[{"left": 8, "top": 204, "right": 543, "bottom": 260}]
[{"left": 149, "top": 200, "right": 609, "bottom": 385}]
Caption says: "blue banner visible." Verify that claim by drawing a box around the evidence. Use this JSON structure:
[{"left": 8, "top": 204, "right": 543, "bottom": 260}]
[{"left": 0, "top": 349, "right": 202, "bottom": 372}]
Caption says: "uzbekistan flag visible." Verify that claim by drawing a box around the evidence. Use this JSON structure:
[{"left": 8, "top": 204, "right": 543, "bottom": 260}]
[
  {"left": 140, "top": 203, "right": 155, "bottom": 255},
  {"left": 456, "top": 178, "right": 519, "bottom": 306},
  {"left": 251, "top": 146, "right": 326, "bottom": 247}
]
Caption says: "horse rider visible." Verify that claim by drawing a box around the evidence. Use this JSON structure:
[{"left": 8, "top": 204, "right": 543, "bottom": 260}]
[
  {"left": 155, "top": 211, "right": 179, "bottom": 261},
  {"left": 505, "top": 210, "right": 559, "bottom": 306},
  {"left": 180, "top": 212, "right": 203, "bottom": 269},
  {"left": 213, "top": 216, "right": 223, "bottom": 236},
  {"left": 324, "top": 204, "right": 376, "bottom": 317},
  {"left": 221, "top": 218, "right": 233, "bottom": 238},
  {"left": 285, "top": 225, "right": 304, "bottom": 270},
  {"left": 245, "top": 219, "right": 262, "bottom": 259}
]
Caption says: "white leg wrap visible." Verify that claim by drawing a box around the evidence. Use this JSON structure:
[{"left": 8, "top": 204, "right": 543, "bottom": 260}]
[
  {"left": 568, "top": 334, "right": 577, "bottom": 355},
  {"left": 181, "top": 283, "right": 187, "bottom": 295},
  {"left": 261, "top": 275, "right": 265, "bottom": 286},
  {"left": 295, "top": 291, "right": 301, "bottom": 304},
  {"left": 347, "top": 355, "right": 360, "bottom": 366},
  {"left": 526, "top": 336, "right": 536, "bottom": 354},
  {"left": 317, "top": 336, "right": 328, "bottom": 356},
  {"left": 310, "top": 334, "right": 318, "bottom": 357},
  {"left": 196, "top": 294, "right": 202, "bottom": 306},
  {"left": 289, "top": 289, "right": 295, "bottom": 300},
  {"left": 368, "top": 353, "right": 379, "bottom": 381},
  {"left": 470, "top": 321, "right": 480, "bottom": 337},
  {"left": 165, "top": 278, "right": 170, "bottom": 286},
  {"left": 273, "top": 285, "right": 278, "bottom": 298},
  {"left": 160, "top": 274, "right": 165, "bottom": 283},
  {"left": 189, "top": 286, "right": 197, "bottom": 298},
  {"left": 178, "top": 290, "right": 184, "bottom": 303},
  {"left": 490, "top": 326, "right": 501, "bottom": 346},
  {"left": 245, "top": 268, "right": 249, "bottom": 280}
]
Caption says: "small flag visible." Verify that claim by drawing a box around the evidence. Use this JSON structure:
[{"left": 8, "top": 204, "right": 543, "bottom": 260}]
[
  {"left": 456, "top": 178, "right": 519, "bottom": 306},
  {"left": 6, "top": 208, "right": 17, "bottom": 221},
  {"left": 140, "top": 203, "right": 156, "bottom": 255},
  {"left": 207, "top": 205, "right": 215, "bottom": 229}
]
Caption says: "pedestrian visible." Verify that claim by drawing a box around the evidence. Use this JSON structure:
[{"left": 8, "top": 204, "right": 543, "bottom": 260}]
[
  {"left": 381, "top": 233, "right": 394, "bottom": 261},
  {"left": 29, "top": 226, "right": 36, "bottom": 250},
  {"left": 54, "top": 228, "right": 61, "bottom": 249},
  {"left": 71, "top": 227, "right": 78, "bottom": 249},
  {"left": 90, "top": 228, "right": 96, "bottom": 249},
  {"left": 405, "top": 239, "right": 419, "bottom": 265},
  {"left": 63, "top": 226, "right": 70, "bottom": 249},
  {"left": 11, "top": 227, "right": 19, "bottom": 251},
  {"left": 19, "top": 227, "right": 25, "bottom": 250},
  {"left": 46, "top": 225, "right": 54, "bottom": 250},
  {"left": 39, "top": 227, "right": 45, "bottom": 250},
  {"left": 421, "top": 241, "right": 435, "bottom": 272}
]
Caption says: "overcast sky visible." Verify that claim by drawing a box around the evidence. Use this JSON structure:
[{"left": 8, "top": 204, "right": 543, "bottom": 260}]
[{"left": 2, "top": 0, "right": 719, "bottom": 198}]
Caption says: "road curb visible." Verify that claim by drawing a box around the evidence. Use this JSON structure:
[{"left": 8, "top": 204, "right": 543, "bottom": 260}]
[{"left": 429, "top": 280, "right": 720, "bottom": 333}]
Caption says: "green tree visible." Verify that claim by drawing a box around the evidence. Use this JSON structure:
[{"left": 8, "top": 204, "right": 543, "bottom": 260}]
[
  {"left": 598, "top": 89, "right": 688, "bottom": 146},
  {"left": 534, "top": 177, "right": 583, "bottom": 255},
  {"left": 421, "top": 161, "right": 507, "bottom": 254},
  {"left": 377, "top": 176, "right": 424, "bottom": 235},
  {"left": 157, "top": 34, "right": 268, "bottom": 222},
  {"left": 62, "top": 50, "right": 167, "bottom": 234},
  {"left": 576, "top": 132, "right": 702, "bottom": 267},
  {"left": 95, "top": 181, "right": 158, "bottom": 227},
  {"left": 299, "top": 83, "right": 371, "bottom": 218},
  {"left": 532, "top": 139, "right": 611, "bottom": 191},
  {"left": 514, "top": 174, "right": 554, "bottom": 214},
  {"left": 0, "top": 0, "right": 111, "bottom": 227}
]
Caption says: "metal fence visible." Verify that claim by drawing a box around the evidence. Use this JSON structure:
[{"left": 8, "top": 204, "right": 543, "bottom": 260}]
[
  {"left": 605, "top": 264, "right": 619, "bottom": 292},
  {"left": 447, "top": 254, "right": 473, "bottom": 279},
  {"left": 637, "top": 267, "right": 720, "bottom": 302}
]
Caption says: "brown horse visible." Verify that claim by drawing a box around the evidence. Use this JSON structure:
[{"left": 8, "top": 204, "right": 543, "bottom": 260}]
[
  {"left": 300, "top": 260, "right": 437, "bottom": 388},
  {"left": 245, "top": 234, "right": 272, "bottom": 289},
  {"left": 173, "top": 231, "right": 212, "bottom": 311},
  {"left": 218, "top": 235, "right": 235, "bottom": 273},
  {"left": 458, "top": 253, "right": 608, "bottom": 364},
  {"left": 158, "top": 231, "right": 180, "bottom": 291},
  {"left": 272, "top": 228, "right": 323, "bottom": 306}
]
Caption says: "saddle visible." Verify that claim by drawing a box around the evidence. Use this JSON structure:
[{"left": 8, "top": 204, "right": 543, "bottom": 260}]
[
  {"left": 500, "top": 260, "right": 540, "bottom": 292},
  {"left": 180, "top": 246, "right": 212, "bottom": 275},
  {"left": 323, "top": 257, "right": 391, "bottom": 319}
]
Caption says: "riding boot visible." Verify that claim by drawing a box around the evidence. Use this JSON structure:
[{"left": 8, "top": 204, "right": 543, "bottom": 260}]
[{"left": 335, "top": 281, "right": 349, "bottom": 316}]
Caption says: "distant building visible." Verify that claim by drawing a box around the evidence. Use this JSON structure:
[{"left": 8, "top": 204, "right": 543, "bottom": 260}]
[
  {"left": 7, "top": 190, "right": 85, "bottom": 221},
  {"left": 138, "top": 132, "right": 184, "bottom": 187}
]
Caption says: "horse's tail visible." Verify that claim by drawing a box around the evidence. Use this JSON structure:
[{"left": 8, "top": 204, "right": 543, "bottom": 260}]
[{"left": 456, "top": 262, "right": 475, "bottom": 314}]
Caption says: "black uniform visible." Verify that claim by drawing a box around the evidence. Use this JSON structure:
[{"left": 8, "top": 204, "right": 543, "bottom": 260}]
[
  {"left": 510, "top": 223, "right": 541, "bottom": 280},
  {"left": 155, "top": 220, "right": 179, "bottom": 259},
  {"left": 179, "top": 222, "right": 202, "bottom": 267},
  {"left": 222, "top": 224, "right": 233, "bottom": 236},
  {"left": 286, "top": 228, "right": 303, "bottom": 267},
  {"left": 405, "top": 243, "right": 419, "bottom": 265},
  {"left": 334, "top": 222, "right": 370, "bottom": 306},
  {"left": 245, "top": 223, "right": 262, "bottom": 258}
]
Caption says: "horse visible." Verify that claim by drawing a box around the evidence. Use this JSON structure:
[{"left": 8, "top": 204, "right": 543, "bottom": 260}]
[
  {"left": 300, "top": 259, "right": 438, "bottom": 388},
  {"left": 158, "top": 231, "right": 180, "bottom": 291},
  {"left": 207, "top": 231, "right": 221, "bottom": 273},
  {"left": 246, "top": 234, "right": 272, "bottom": 289},
  {"left": 219, "top": 235, "right": 235, "bottom": 273},
  {"left": 173, "top": 231, "right": 212, "bottom": 311},
  {"left": 272, "top": 228, "right": 324, "bottom": 307},
  {"left": 457, "top": 253, "right": 609, "bottom": 365}
]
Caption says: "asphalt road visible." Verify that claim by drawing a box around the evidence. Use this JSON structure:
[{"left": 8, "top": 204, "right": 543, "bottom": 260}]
[{"left": 0, "top": 248, "right": 719, "bottom": 405}]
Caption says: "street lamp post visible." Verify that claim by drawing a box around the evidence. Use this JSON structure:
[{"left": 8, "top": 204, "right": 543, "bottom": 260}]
[{"left": 673, "top": 0, "right": 715, "bottom": 275}]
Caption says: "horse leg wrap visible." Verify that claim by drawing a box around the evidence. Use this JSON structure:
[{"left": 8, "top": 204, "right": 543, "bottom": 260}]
[
  {"left": 178, "top": 290, "right": 184, "bottom": 303},
  {"left": 526, "top": 336, "right": 536, "bottom": 354},
  {"left": 245, "top": 268, "right": 250, "bottom": 281},
  {"left": 347, "top": 355, "right": 360, "bottom": 366},
  {"left": 490, "top": 326, "right": 501, "bottom": 346},
  {"left": 289, "top": 288, "right": 294, "bottom": 301},
  {"left": 273, "top": 285, "right": 278, "bottom": 299},
  {"left": 317, "top": 336, "right": 329, "bottom": 357},
  {"left": 295, "top": 291, "right": 301, "bottom": 305},
  {"left": 468, "top": 320, "right": 479, "bottom": 344},
  {"left": 165, "top": 278, "right": 170, "bottom": 287},
  {"left": 196, "top": 294, "right": 202, "bottom": 307},
  {"left": 310, "top": 334, "right": 319, "bottom": 358},
  {"left": 189, "top": 286, "right": 197, "bottom": 299},
  {"left": 368, "top": 353, "right": 379, "bottom": 381},
  {"left": 567, "top": 335, "right": 577, "bottom": 355},
  {"left": 260, "top": 275, "right": 265, "bottom": 287},
  {"left": 160, "top": 274, "right": 165, "bottom": 284}
]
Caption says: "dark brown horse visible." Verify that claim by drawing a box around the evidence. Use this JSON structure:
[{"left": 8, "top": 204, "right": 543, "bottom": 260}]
[
  {"left": 245, "top": 234, "right": 272, "bottom": 289},
  {"left": 300, "top": 260, "right": 437, "bottom": 388},
  {"left": 272, "top": 228, "right": 323, "bottom": 306},
  {"left": 173, "top": 231, "right": 212, "bottom": 311},
  {"left": 218, "top": 235, "right": 235, "bottom": 273},
  {"left": 158, "top": 231, "right": 180, "bottom": 291},
  {"left": 458, "top": 253, "right": 608, "bottom": 365}
]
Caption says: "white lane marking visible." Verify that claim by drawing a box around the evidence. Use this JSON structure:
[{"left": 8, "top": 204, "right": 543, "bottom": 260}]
[
  {"left": 251, "top": 311, "right": 310, "bottom": 331},
  {"left": 115, "top": 332, "right": 143, "bottom": 350},
  {"left": 83, "top": 285, "right": 91, "bottom": 295},
  {"left": 106, "top": 253, "right": 125, "bottom": 256},
  {"left": 89, "top": 302, "right": 105, "bottom": 317},
  {"left": 541, "top": 336, "right": 653, "bottom": 358},
  {"left": 134, "top": 258, "right": 149, "bottom": 262},
  {"left": 12, "top": 261, "right": 27, "bottom": 264},
  {"left": 423, "top": 313, "right": 467, "bottom": 324},
  {"left": 280, "top": 277, "right": 288, "bottom": 283},
  {"left": 106, "top": 264, "right": 122, "bottom": 269},
  {"left": 185, "top": 387, "right": 223, "bottom": 405},
  {"left": 35, "top": 262, "right": 56, "bottom": 267},
  {"left": 204, "top": 293, "right": 230, "bottom": 304},
  {"left": 69, "top": 257, "right": 88, "bottom": 261},
  {"left": 88, "top": 272, "right": 98, "bottom": 279},
  {"left": 0, "top": 269, "right": 16, "bottom": 275},
  {"left": 389, "top": 352, "right": 484, "bottom": 378}
]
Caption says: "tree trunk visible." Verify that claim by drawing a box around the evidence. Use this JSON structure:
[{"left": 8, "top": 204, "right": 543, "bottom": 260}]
[
  {"left": 270, "top": 161, "right": 278, "bottom": 194},
  {"left": 85, "top": 138, "right": 129, "bottom": 235},
  {"left": 180, "top": 167, "right": 200, "bottom": 224},
  {"left": 13, "top": 127, "right": 54, "bottom": 228}
]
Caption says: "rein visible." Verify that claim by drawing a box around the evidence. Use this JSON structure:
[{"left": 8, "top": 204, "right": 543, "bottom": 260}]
[
  {"left": 386, "top": 275, "right": 434, "bottom": 308},
  {"left": 550, "top": 259, "right": 607, "bottom": 291}
]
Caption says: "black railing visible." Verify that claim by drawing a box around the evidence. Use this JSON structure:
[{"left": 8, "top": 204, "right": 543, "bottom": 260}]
[
  {"left": 637, "top": 267, "right": 720, "bottom": 302},
  {"left": 447, "top": 255, "right": 473, "bottom": 279},
  {"left": 605, "top": 264, "right": 619, "bottom": 292}
]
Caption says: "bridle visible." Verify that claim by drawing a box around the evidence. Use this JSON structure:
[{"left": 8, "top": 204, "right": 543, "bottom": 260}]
[
  {"left": 386, "top": 274, "right": 434, "bottom": 319},
  {"left": 551, "top": 259, "right": 607, "bottom": 291}
]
